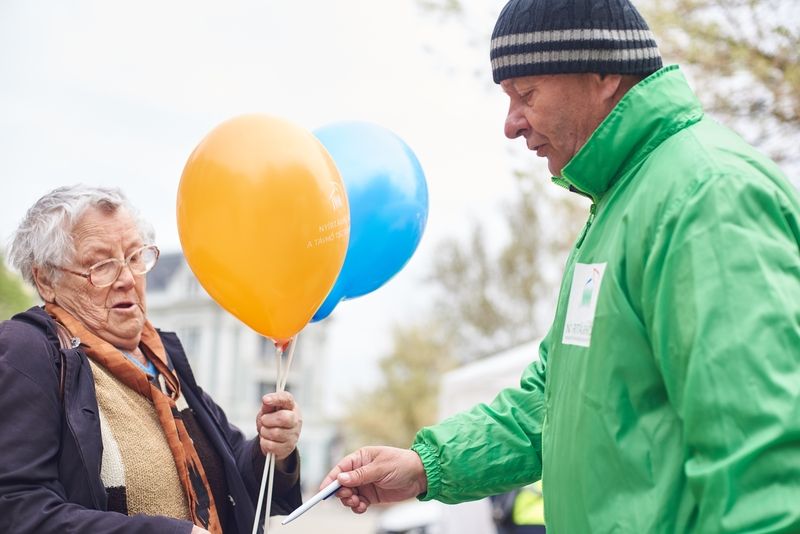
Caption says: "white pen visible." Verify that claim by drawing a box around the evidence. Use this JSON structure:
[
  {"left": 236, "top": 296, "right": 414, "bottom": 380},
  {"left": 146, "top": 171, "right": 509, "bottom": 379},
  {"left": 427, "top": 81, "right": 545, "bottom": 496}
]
[{"left": 280, "top": 479, "right": 342, "bottom": 525}]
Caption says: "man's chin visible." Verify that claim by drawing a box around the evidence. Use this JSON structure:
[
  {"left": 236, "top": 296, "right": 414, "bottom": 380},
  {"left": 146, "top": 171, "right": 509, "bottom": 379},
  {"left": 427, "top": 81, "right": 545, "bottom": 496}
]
[{"left": 544, "top": 157, "right": 559, "bottom": 177}]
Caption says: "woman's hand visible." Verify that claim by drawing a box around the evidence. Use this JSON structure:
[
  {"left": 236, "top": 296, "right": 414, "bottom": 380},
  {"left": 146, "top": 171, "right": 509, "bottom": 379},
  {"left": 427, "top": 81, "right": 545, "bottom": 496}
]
[{"left": 256, "top": 391, "right": 302, "bottom": 461}]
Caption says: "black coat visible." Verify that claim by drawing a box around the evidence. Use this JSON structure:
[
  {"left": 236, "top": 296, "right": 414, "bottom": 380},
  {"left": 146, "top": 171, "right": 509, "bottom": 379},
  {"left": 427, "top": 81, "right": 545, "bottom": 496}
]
[{"left": 0, "top": 307, "right": 301, "bottom": 533}]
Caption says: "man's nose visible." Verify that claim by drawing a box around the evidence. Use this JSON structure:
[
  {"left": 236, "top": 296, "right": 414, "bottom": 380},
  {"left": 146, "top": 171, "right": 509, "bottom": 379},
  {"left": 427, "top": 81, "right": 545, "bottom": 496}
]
[{"left": 504, "top": 106, "right": 528, "bottom": 139}]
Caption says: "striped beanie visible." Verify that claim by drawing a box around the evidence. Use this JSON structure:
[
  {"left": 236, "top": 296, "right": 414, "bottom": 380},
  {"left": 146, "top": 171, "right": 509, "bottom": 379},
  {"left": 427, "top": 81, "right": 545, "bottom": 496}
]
[{"left": 490, "top": 0, "right": 663, "bottom": 83}]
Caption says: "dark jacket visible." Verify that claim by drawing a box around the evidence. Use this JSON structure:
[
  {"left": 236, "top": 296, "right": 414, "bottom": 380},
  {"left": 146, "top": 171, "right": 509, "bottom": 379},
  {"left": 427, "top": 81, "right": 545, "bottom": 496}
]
[{"left": 0, "top": 306, "right": 302, "bottom": 533}]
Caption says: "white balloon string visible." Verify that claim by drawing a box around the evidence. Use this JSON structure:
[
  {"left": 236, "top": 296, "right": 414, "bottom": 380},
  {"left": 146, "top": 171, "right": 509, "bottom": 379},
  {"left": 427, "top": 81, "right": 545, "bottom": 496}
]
[
  {"left": 251, "top": 451, "right": 274, "bottom": 534},
  {"left": 261, "top": 345, "right": 283, "bottom": 533},
  {"left": 279, "top": 336, "right": 298, "bottom": 391},
  {"left": 263, "top": 452, "right": 277, "bottom": 533},
  {"left": 252, "top": 334, "right": 298, "bottom": 534},
  {"left": 250, "top": 341, "right": 284, "bottom": 534}
]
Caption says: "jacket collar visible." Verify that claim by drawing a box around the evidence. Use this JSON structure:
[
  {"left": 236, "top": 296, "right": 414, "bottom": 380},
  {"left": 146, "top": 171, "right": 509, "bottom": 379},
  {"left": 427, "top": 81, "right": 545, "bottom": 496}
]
[
  {"left": 12, "top": 306, "right": 60, "bottom": 343},
  {"left": 554, "top": 65, "right": 704, "bottom": 202}
]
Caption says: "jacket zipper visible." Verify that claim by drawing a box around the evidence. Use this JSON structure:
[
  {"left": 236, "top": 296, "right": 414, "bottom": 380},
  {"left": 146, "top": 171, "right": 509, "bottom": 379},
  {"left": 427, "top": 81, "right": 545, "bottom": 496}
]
[{"left": 576, "top": 200, "right": 596, "bottom": 248}]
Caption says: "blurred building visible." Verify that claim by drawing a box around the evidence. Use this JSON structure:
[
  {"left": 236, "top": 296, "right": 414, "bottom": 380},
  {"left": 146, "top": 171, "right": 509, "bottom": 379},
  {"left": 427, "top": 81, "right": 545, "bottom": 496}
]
[{"left": 146, "top": 252, "right": 338, "bottom": 491}]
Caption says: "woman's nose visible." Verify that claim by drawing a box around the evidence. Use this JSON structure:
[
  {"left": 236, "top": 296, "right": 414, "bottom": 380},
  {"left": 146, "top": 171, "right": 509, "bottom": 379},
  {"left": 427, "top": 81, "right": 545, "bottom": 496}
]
[{"left": 114, "top": 263, "right": 137, "bottom": 288}]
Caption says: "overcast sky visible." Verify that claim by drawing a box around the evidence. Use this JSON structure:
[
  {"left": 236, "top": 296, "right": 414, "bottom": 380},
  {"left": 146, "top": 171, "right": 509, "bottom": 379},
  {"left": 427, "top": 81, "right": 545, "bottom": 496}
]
[{"left": 1, "top": 0, "right": 551, "bottom": 409}]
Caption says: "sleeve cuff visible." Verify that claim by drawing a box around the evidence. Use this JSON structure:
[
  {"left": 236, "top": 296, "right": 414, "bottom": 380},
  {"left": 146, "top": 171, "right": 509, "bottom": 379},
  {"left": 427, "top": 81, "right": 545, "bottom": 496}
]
[
  {"left": 411, "top": 441, "right": 441, "bottom": 501},
  {"left": 273, "top": 449, "right": 301, "bottom": 489},
  {"left": 250, "top": 440, "right": 301, "bottom": 490}
]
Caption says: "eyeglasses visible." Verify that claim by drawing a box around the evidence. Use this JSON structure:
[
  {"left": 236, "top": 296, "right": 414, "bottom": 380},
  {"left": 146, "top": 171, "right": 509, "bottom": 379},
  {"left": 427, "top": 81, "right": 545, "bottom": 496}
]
[{"left": 58, "top": 245, "right": 160, "bottom": 288}]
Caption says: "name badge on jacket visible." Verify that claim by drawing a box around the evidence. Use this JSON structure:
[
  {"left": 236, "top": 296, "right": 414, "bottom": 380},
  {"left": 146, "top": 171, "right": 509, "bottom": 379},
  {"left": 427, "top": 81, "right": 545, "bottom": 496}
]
[{"left": 562, "top": 262, "right": 607, "bottom": 347}]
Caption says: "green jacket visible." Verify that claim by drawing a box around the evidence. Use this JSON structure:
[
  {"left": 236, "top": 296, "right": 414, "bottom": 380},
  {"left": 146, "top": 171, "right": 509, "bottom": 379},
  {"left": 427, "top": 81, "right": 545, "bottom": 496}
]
[{"left": 412, "top": 66, "right": 800, "bottom": 533}]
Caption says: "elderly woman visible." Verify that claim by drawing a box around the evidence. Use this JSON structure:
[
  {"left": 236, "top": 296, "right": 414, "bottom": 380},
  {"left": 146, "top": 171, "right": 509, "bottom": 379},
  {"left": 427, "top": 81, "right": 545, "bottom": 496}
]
[{"left": 0, "top": 185, "right": 303, "bottom": 533}]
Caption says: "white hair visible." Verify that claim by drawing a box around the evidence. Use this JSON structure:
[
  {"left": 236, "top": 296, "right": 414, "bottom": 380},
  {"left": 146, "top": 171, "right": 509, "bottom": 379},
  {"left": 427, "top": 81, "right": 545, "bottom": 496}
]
[{"left": 9, "top": 184, "right": 156, "bottom": 290}]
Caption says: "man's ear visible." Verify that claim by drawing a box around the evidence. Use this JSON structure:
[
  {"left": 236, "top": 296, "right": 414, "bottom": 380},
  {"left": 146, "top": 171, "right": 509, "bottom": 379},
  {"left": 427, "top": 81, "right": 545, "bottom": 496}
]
[
  {"left": 594, "top": 73, "right": 624, "bottom": 102},
  {"left": 32, "top": 266, "right": 56, "bottom": 303}
]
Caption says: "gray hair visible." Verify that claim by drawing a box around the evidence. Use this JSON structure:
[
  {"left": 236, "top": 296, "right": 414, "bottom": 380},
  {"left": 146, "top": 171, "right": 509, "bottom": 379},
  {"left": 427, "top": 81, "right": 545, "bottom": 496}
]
[{"left": 9, "top": 184, "right": 156, "bottom": 289}]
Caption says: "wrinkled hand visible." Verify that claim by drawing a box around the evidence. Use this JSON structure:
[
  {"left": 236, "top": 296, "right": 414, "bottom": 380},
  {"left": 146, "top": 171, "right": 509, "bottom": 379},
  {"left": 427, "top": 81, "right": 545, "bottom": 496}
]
[
  {"left": 256, "top": 391, "right": 302, "bottom": 461},
  {"left": 320, "top": 446, "right": 428, "bottom": 514}
]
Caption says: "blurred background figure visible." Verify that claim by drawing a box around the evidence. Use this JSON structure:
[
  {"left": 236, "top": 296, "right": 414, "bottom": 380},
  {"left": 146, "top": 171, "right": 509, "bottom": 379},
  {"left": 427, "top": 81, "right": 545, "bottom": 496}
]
[{"left": 491, "top": 483, "right": 545, "bottom": 534}]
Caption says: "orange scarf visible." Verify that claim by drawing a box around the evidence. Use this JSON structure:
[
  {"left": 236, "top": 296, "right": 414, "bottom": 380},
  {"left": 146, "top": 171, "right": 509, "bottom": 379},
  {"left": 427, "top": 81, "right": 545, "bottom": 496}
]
[{"left": 47, "top": 303, "right": 221, "bottom": 533}]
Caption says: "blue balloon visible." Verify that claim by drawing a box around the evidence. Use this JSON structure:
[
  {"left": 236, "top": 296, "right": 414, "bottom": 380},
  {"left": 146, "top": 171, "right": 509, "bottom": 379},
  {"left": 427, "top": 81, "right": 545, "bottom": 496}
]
[{"left": 312, "top": 121, "right": 429, "bottom": 321}]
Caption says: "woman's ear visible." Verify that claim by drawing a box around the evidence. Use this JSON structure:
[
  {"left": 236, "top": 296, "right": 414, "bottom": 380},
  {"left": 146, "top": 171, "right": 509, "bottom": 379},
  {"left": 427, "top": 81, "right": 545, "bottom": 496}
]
[{"left": 32, "top": 266, "right": 56, "bottom": 303}]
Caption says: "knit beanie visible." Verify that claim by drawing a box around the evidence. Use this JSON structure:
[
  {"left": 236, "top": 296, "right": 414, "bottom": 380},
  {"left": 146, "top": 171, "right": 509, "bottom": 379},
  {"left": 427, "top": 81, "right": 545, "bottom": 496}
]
[{"left": 490, "top": 0, "right": 663, "bottom": 83}]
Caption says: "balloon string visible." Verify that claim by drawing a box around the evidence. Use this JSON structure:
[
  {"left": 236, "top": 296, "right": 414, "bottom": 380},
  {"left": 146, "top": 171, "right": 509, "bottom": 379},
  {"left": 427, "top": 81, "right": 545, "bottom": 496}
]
[
  {"left": 251, "top": 343, "right": 282, "bottom": 534},
  {"left": 265, "top": 336, "right": 297, "bottom": 530},
  {"left": 251, "top": 335, "right": 298, "bottom": 534},
  {"left": 262, "top": 344, "right": 283, "bottom": 532},
  {"left": 279, "top": 336, "right": 297, "bottom": 391}
]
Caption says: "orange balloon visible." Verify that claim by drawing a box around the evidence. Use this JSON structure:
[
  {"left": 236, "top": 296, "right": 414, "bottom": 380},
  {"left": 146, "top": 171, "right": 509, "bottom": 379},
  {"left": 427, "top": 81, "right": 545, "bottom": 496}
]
[{"left": 177, "top": 114, "right": 349, "bottom": 343}]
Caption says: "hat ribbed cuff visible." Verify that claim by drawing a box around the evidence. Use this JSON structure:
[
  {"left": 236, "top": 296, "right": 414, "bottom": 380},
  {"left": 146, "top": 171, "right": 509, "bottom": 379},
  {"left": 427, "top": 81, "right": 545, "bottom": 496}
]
[{"left": 491, "top": 27, "right": 662, "bottom": 82}]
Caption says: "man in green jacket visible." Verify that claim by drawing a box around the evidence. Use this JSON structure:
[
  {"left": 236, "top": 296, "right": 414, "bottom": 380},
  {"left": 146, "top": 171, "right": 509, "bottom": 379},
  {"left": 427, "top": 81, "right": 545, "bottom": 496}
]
[{"left": 322, "top": 0, "right": 800, "bottom": 531}]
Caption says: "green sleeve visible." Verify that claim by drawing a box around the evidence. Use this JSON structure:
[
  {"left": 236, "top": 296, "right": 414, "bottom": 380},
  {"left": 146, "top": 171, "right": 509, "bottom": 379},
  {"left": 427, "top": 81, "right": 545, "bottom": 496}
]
[
  {"left": 645, "top": 174, "right": 800, "bottom": 532},
  {"left": 412, "top": 332, "right": 550, "bottom": 504}
]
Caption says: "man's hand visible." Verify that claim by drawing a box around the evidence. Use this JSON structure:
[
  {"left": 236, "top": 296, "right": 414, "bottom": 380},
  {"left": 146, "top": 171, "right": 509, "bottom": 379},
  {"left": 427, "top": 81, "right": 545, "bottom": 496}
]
[
  {"left": 256, "top": 391, "right": 302, "bottom": 461},
  {"left": 320, "top": 446, "right": 428, "bottom": 514}
]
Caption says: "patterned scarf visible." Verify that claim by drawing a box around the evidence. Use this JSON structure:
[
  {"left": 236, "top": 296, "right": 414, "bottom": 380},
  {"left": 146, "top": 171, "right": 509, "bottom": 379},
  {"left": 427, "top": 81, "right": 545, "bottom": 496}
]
[{"left": 47, "top": 303, "right": 222, "bottom": 533}]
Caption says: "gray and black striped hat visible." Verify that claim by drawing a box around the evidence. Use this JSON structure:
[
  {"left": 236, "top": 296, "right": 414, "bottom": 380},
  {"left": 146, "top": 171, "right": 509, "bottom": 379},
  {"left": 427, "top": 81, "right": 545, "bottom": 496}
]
[{"left": 490, "top": 0, "right": 663, "bottom": 83}]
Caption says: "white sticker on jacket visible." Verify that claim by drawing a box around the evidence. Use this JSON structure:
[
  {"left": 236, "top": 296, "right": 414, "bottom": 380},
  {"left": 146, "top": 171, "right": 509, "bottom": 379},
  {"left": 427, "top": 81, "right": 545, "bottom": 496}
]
[{"left": 562, "top": 262, "right": 607, "bottom": 347}]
